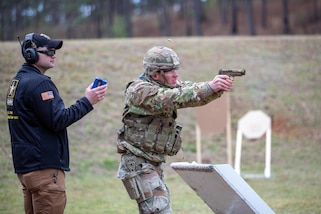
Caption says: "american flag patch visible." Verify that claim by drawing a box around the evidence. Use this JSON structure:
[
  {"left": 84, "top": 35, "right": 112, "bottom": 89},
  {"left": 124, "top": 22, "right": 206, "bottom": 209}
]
[{"left": 41, "top": 91, "right": 54, "bottom": 101}]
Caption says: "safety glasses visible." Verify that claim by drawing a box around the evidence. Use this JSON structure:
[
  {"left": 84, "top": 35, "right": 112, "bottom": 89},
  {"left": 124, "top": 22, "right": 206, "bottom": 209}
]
[
  {"left": 37, "top": 49, "right": 56, "bottom": 56},
  {"left": 162, "top": 68, "right": 179, "bottom": 73}
]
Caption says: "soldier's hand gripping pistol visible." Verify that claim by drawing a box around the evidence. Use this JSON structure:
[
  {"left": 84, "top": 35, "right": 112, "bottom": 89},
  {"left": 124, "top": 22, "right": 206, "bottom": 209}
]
[{"left": 219, "top": 68, "right": 246, "bottom": 80}]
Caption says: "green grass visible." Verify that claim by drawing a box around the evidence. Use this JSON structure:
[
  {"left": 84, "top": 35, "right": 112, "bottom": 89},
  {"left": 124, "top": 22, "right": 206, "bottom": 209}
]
[{"left": 1, "top": 36, "right": 321, "bottom": 213}]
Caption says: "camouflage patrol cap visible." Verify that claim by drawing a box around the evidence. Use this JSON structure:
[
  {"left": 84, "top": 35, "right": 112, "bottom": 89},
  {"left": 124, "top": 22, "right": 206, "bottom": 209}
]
[{"left": 143, "top": 46, "right": 180, "bottom": 75}]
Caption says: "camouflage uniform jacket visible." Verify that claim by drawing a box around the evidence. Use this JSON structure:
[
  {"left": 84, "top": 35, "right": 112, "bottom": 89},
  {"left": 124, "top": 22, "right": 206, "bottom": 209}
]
[{"left": 117, "top": 74, "right": 223, "bottom": 163}]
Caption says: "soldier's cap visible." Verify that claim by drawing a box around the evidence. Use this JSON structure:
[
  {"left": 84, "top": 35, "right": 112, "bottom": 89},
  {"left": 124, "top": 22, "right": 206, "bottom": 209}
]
[{"left": 32, "top": 33, "right": 63, "bottom": 49}]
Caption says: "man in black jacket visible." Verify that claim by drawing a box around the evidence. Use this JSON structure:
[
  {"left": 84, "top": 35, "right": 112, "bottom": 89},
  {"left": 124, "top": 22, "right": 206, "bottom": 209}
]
[{"left": 6, "top": 33, "right": 107, "bottom": 214}]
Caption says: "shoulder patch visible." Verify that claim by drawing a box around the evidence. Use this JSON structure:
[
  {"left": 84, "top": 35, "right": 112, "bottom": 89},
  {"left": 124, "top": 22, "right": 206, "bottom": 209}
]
[
  {"left": 41, "top": 91, "right": 54, "bottom": 101},
  {"left": 7, "top": 80, "right": 19, "bottom": 106}
]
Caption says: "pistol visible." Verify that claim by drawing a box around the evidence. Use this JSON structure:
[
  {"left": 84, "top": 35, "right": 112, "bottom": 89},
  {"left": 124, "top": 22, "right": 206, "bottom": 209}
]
[{"left": 219, "top": 69, "right": 246, "bottom": 80}]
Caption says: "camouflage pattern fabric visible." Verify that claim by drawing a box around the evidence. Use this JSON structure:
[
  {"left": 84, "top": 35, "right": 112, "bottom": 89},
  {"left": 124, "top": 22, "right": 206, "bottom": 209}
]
[
  {"left": 124, "top": 74, "right": 222, "bottom": 117},
  {"left": 117, "top": 71, "right": 223, "bottom": 213},
  {"left": 118, "top": 75, "right": 222, "bottom": 162},
  {"left": 143, "top": 46, "right": 180, "bottom": 75},
  {"left": 119, "top": 73, "right": 223, "bottom": 163},
  {"left": 117, "top": 154, "right": 171, "bottom": 214}
]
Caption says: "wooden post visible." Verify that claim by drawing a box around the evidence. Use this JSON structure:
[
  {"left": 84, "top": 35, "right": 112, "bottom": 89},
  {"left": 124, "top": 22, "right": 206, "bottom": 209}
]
[
  {"left": 226, "top": 93, "right": 233, "bottom": 165},
  {"left": 196, "top": 123, "right": 202, "bottom": 163}
]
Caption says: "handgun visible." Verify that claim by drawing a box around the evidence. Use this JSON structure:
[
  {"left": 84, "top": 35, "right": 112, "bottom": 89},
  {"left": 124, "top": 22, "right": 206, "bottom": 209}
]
[{"left": 219, "top": 69, "right": 246, "bottom": 80}]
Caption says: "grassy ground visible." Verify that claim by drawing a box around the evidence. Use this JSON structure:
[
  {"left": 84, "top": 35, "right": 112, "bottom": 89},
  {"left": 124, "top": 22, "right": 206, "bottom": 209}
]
[{"left": 1, "top": 36, "right": 320, "bottom": 213}]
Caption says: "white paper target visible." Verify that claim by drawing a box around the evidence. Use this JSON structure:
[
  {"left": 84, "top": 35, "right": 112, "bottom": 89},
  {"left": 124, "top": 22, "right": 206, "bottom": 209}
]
[{"left": 238, "top": 110, "right": 271, "bottom": 139}]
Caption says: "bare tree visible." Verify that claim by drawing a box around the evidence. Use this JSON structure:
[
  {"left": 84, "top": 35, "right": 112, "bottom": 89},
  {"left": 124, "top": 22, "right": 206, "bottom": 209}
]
[
  {"left": 193, "top": 0, "right": 203, "bottom": 36},
  {"left": 46, "top": 0, "right": 60, "bottom": 25},
  {"left": 0, "top": 1, "right": 9, "bottom": 40},
  {"left": 94, "top": 0, "right": 103, "bottom": 38},
  {"left": 184, "top": 0, "right": 193, "bottom": 36},
  {"left": 282, "top": 0, "right": 290, "bottom": 34},
  {"left": 65, "top": 2, "right": 80, "bottom": 39},
  {"left": 158, "top": 0, "right": 171, "bottom": 37},
  {"left": 106, "top": 0, "right": 115, "bottom": 37},
  {"left": 261, "top": 0, "right": 267, "bottom": 28},
  {"left": 124, "top": 0, "right": 132, "bottom": 37},
  {"left": 219, "top": 0, "right": 229, "bottom": 24},
  {"left": 231, "top": 0, "right": 238, "bottom": 34},
  {"left": 313, "top": 0, "right": 319, "bottom": 21},
  {"left": 245, "top": 0, "right": 255, "bottom": 35}
]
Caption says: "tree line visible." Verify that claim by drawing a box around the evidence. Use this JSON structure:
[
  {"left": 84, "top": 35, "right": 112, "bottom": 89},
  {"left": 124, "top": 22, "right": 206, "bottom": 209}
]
[{"left": 0, "top": 0, "right": 319, "bottom": 41}]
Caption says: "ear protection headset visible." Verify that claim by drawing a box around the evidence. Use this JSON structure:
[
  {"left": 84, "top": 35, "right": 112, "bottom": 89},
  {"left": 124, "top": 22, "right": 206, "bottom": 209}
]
[{"left": 22, "top": 33, "right": 38, "bottom": 64}]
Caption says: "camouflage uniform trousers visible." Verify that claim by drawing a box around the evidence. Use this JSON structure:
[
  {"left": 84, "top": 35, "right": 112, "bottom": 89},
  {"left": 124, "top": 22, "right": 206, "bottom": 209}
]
[{"left": 117, "top": 153, "right": 172, "bottom": 214}]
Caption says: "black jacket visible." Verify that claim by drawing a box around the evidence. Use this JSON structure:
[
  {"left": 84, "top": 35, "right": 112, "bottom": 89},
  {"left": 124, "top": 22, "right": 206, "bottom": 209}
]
[{"left": 6, "top": 64, "right": 93, "bottom": 174}]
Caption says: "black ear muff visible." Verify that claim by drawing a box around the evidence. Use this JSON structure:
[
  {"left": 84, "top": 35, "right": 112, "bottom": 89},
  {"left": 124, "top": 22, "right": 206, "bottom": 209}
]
[{"left": 22, "top": 33, "right": 38, "bottom": 64}]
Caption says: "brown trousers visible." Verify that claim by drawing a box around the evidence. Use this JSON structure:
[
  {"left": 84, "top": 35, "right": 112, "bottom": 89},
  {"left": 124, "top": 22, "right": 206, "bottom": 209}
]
[{"left": 17, "top": 168, "right": 66, "bottom": 214}]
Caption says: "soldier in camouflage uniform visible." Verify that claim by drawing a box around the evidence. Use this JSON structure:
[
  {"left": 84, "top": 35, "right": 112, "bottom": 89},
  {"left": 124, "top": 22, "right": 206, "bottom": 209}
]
[{"left": 117, "top": 46, "right": 233, "bottom": 213}]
